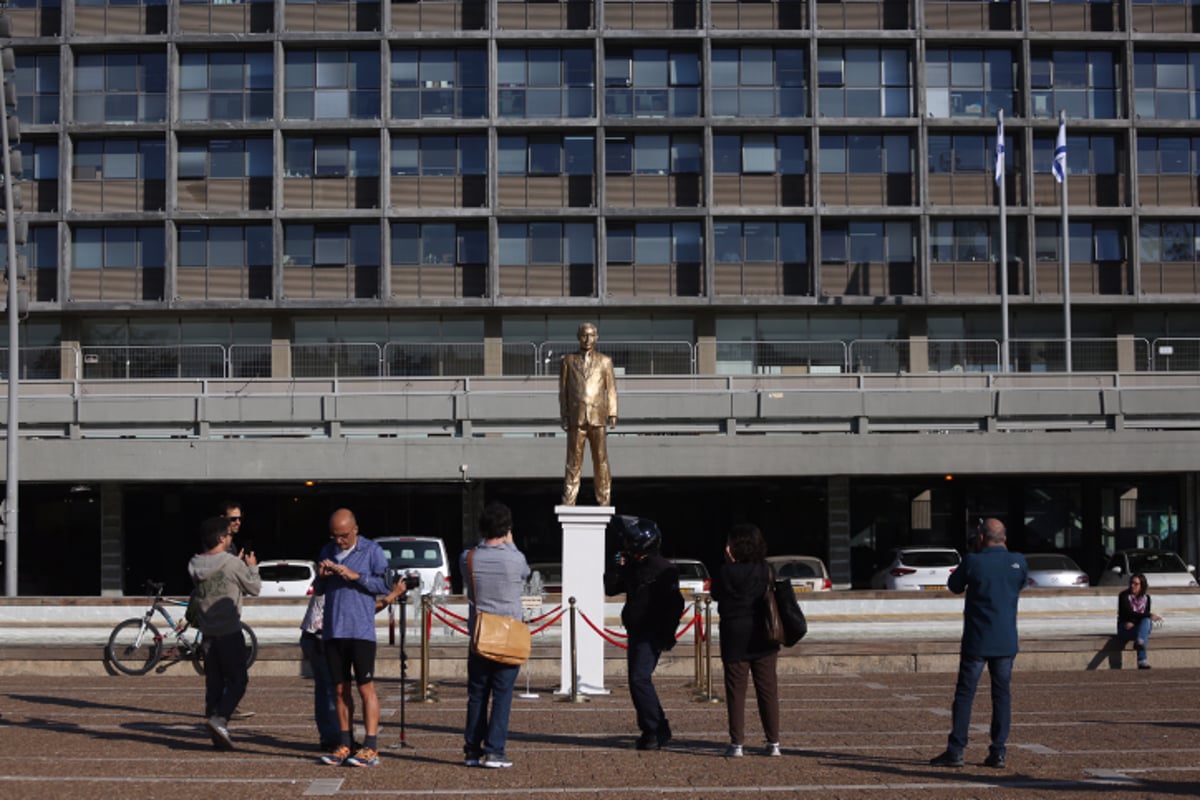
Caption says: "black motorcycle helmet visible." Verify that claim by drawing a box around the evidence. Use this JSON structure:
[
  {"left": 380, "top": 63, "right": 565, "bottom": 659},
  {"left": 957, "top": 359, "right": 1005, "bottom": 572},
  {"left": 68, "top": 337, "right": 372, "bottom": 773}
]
[{"left": 613, "top": 515, "right": 662, "bottom": 557}]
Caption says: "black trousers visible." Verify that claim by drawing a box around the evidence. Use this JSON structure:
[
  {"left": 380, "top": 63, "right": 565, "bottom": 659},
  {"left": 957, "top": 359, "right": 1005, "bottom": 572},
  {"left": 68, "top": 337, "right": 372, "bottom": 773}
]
[{"left": 204, "top": 629, "right": 249, "bottom": 721}]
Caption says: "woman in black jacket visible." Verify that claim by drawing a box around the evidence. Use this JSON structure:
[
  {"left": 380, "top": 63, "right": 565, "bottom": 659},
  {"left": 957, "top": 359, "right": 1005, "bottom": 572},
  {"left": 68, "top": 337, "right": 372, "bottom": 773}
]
[
  {"left": 1117, "top": 572, "right": 1162, "bottom": 669},
  {"left": 712, "top": 523, "right": 781, "bottom": 758}
]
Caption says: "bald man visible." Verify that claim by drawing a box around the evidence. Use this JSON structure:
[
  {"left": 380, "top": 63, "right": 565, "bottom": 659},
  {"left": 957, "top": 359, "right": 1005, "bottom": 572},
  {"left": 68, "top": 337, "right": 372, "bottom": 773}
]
[{"left": 314, "top": 508, "right": 391, "bottom": 767}]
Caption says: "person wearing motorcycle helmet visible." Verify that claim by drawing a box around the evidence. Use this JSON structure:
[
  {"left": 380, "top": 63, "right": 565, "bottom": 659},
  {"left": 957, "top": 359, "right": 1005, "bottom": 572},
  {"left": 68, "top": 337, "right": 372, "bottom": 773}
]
[{"left": 603, "top": 516, "right": 685, "bottom": 750}]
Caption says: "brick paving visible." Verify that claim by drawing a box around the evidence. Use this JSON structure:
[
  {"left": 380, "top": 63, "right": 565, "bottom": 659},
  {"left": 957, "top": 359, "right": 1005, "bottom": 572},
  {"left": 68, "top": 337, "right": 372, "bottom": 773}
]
[{"left": 1, "top": 667, "right": 1198, "bottom": 799}]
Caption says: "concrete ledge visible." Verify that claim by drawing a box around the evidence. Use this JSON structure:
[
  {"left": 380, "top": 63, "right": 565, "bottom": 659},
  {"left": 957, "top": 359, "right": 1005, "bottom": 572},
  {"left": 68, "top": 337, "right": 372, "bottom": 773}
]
[{"left": 7, "top": 634, "right": 1199, "bottom": 678}]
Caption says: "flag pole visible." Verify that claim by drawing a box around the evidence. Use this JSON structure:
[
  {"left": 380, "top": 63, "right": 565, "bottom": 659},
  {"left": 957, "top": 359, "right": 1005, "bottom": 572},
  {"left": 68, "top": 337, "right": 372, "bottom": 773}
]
[
  {"left": 997, "top": 110, "right": 1010, "bottom": 373},
  {"left": 1057, "top": 110, "right": 1072, "bottom": 372}
]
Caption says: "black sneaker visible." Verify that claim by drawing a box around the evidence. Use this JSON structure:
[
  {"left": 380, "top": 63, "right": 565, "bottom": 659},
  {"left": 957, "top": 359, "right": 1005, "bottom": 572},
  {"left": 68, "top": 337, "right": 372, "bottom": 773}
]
[
  {"left": 656, "top": 723, "right": 673, "bottom": 749},
  {"left": 929, "top": 750, "right": 963, "bottom": 768},
  {"left": 983, "top": 752, "right": 1006, "bottom": 769},
  {"left": 635, "top": 732, "right": 659, "bottom": 751}
]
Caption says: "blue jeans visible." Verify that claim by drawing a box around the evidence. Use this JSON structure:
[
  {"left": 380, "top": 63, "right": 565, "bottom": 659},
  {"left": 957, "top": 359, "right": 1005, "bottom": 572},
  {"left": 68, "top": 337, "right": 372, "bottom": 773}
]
[
  {"left": 1117, "top": 618, "right": 1153, "bottom": 664},
  {"left": 947, "top": 654, "right": 1014, "bottom": 758},
  {"left": 627, "top": 637, "right": 668, "bottom": 736},
  {"left": 464, "top": 652, "right": 520, "bottom": 759},
  {"left": 300, "top": 632, "right": 340, "bottom": 745}
]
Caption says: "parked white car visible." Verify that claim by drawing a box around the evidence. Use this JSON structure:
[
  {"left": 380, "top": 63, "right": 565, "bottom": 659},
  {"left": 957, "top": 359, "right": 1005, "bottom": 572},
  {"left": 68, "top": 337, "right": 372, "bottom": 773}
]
[
  {"left": 1024, "top": 553, "right": 1090, "bottom": 588},
  {"left": 669, "top": 558, "right": 712, "bottom": 595},
  {"left": 1096, "top": 549, "right": 1198, "bottom": 588},
  {"left": 767, "top": 555, "right": 833, "bottom": 592},
  {"left": 375, "top": 536, "right": 451, "bottom": 596},
  {"left": 870, "top": 547, "right": 961, "bottom": 591},
  {"left": 256, "top": 560, "right": 316, "bottom": 597}
]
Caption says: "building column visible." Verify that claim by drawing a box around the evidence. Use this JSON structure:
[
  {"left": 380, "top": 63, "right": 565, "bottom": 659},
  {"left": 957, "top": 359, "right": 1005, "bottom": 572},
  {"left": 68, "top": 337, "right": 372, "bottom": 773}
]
[
  {"left": 460, "top": 479, "right": 485, "bottom": 557},
  {"left": 99, "top": 482, "right": 124, "bottom": 596},
  {"left": 826, "top": 476, "right": 851, "bottom": 589},
  {"left": 695, "top": 313, "right": 716, "bottom": 374},
  {"left": 483, "top": 315, "right": 503, "bottom": 376}
]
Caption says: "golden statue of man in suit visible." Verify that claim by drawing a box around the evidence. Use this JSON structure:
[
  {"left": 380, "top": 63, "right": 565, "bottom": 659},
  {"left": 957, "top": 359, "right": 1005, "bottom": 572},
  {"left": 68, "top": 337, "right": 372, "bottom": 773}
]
[{"left": 559, "top": 322, "right": 618, "bottom": 506}]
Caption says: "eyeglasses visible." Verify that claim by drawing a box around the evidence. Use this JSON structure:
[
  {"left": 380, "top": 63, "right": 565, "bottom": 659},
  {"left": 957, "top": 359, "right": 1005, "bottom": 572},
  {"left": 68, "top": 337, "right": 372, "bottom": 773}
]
[{"left": 227, "top": 516, "right": 243, "bottom": 522}]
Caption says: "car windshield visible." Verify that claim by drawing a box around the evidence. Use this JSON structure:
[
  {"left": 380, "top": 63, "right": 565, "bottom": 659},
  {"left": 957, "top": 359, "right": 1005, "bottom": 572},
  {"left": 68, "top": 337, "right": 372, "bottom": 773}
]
[
  {"left": 1127, "top": 552, "right": 1189, "bottom": 574},
  {"left": 675, "top": 562, "right": 709, "bottom": 580},
  {"left": 259, "top": 565, "right": 312, "bottom": 582},
  {"left": 898, "top": 550, "right": 959, "bottom": 568},
  {"left": 1025, "top": 554, "right": 1080, "bottom": 571},
  {"left": 380, "top": 542, "right": 442, "bottom": 568},
  {"left": 777, "top": 561, "right": 819, "bottom": 579}
]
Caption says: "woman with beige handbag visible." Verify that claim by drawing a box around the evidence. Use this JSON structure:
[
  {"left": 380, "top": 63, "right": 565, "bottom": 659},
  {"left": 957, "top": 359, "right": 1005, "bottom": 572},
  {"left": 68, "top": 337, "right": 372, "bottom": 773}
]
[{"left": 460, "top": 502, "right": 531, "bottom": 769}]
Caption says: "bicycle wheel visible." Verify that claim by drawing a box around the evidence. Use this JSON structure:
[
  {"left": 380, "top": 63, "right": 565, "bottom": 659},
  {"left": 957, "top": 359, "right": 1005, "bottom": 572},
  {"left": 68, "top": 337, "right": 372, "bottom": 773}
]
[
  {"left": 105, "top": 618, "right": 163, "bottom": 676},
  {"left": 193, "top": 622, "right": 259, "bottom": 675}
]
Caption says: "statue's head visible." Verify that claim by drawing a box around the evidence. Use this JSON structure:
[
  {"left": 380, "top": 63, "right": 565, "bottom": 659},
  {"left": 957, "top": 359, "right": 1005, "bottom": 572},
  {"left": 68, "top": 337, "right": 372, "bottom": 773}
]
[{"left": 577, "top": 322, "right": 598, "bottom": 352}]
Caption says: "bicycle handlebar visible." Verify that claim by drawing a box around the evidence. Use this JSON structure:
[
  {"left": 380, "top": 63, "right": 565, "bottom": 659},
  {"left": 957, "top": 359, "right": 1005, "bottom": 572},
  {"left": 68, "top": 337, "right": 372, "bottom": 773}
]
[{"left": 145, "top": 580, "right": 165, "bottom": 597}]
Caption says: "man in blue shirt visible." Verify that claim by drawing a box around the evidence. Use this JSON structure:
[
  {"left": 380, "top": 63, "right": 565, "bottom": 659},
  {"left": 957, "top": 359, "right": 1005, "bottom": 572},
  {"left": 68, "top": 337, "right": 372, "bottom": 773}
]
[
  {"left": 931, "top": 518, "right": 1027, "bottom": 770},
  {"left": 315, "top": 508, "right": 391, "bottom": 768}
]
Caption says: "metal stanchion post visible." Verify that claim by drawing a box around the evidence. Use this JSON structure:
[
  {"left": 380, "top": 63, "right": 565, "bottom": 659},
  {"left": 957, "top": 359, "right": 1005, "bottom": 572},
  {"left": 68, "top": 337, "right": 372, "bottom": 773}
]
[
  {"left": 690, "top": 598, "right": 703, "bottom": 692},
  {"left": 701, "top": 594, "right": 719, "bottom": 703},
  {"left": 561, "top": 596, "right": 588, "bottom": 703},
  {"left": 417, "top": 593, "right": 437, "bottom": 703}
]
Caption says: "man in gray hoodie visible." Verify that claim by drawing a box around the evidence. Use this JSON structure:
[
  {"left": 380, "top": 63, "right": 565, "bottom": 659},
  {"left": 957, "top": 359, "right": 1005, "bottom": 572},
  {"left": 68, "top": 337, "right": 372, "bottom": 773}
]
[{"left": 189, "top": 515, "right": 261, "bottom": 750}]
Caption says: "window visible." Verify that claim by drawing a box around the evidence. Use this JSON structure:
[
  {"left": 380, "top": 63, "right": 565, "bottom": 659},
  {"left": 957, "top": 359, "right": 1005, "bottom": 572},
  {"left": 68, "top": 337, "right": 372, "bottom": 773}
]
[
  {"left": 605, "top": 222, "right": 701, "bottom": 264},
  {"left": 74, "top": 53, "right": 168, "bottom": 123},
  {"left": 284, "top": 136, "right": 379, "bottom": 178},
  {"left": 18, "top": 141, "right": 60, "bottom": 181},
  {"left": 713, "top": 134, "right": 807, "bottom": 175},
  {"left": 178, "top": 225, "right": 273, "bottom": 267},
  {"left": 500, "top": 223, "right": 595, "bottom": 265},
  {"left": 1137, "top": 136, "right": 1200, "bottom": 175},
  {"left": 819, "top": 135, "right": 910, "bottom": 174},
  {"left": 713, "top": 220, "right": 808, "bottom": 264},
  {"left": 1036, "top": 220, "right": 1124, "bottom": 262},
  {"left": 72, "top": 226, "right": 165, "bottom": 269},
  {"left": 1033, "top": 134, "right": 1119, "bottom": 176},
  {"left": 392, "top": 135, "right": 487, "bottom": 176},
  {"left": 15, "top": 55, "right": 60, "bottom": 125},
  {"left": 930, "top": 220, "right": 997, "bottom": 262},
  {"left": 604, "top": 49, "right": 701, "bottom": 119},
  {"left": 1139, "top": 221, "right": 1198, "bottom": 263},
  {"left": 179, "top": 139, "right": 273, "bottom": 179},
  {"left": 1134, "top": 50, "right": 1200, "bottom": 120},
  {"left": 74, "top": 140, "right": 165, "bottom": 181},
  {"left": 391, "top": 223, "right": 487, "bottom": 265},
  {"left": 821, "top": 221, "right": 913, "bottom": 263},
  {"left": 179, "top": 51, "right": 273, "bottom": 122},
  {"left": 925, "top": 49, "right": 1014, "bottom": 119},
  {"left": 498, "top": 48, "right": 594, "bottom": 119},
  {"left": 604, "top": 134, "right": 697, "bottom": 175},
  {"left": 498, "top": 135, "right": 593, "bottom": 175},
  {"left": 1030, "top": 49, "right": 1119, "bottom": 119},
  {"left": 390, "top": 48, "right": 487, "bottom": 120},
  {"left": 285, "top": 50, "right": 381, "bottom": 120},
  {"left": 284, "top": 224, "right": 380, "bottom": 267},
  {"left": 711, "top": 47, "right": 807, "bottom": 118},
  {"left": 928, "top": 134, "right": 1014, "bottom": 175},
  {"left": 817, "top": 46, "right": 911, "bottom": 117}
]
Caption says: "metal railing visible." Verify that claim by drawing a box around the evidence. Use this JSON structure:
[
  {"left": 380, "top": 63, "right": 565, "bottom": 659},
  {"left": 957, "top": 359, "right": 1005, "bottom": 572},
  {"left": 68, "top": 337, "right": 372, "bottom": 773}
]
[{"left": 0, "top": 336, "right": 1172, "bottom": 382}]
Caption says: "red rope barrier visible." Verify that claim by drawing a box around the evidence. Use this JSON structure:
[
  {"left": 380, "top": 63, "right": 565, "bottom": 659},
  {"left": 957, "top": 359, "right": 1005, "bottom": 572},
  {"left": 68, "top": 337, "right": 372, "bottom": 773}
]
[
  {"left": 530, "top": 608, "right": 565, "bottom": 635},
  {"left": 528, "top": 604, "right": 563, "bottom": 624},
  {"left": 438, "top": 606, "right": 468, "bottom": 622},
  {"left": 431, "top": 607, "right": 471, "bottom": 636},
  {"left": 578, "top": 609, "right": 629, "bottom": 649},
  {"left": 676, "top": 614, "right": 697, "bottom": 639}
]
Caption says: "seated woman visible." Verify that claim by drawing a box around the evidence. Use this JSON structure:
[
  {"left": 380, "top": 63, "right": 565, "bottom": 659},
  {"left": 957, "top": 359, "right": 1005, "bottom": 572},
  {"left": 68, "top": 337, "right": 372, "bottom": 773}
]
[{"left": 1116, "top": 573, "right": 1162, "bottom": 670}]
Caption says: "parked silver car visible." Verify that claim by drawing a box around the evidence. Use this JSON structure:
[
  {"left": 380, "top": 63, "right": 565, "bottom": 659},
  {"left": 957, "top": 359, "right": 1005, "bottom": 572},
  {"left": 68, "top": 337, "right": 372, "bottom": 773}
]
[
  {"left": 1024, "top": 553, "right": 1089, "bottom": 588},
  {"left": 1096, "top": 549, "right": 1198, "bottom": 588}
]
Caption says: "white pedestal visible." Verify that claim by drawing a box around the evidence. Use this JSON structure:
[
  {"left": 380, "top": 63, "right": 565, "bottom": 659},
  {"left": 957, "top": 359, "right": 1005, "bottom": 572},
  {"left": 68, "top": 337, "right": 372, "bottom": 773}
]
[{"left": 555, "top": 504, "right": 614, "bottom": 696}]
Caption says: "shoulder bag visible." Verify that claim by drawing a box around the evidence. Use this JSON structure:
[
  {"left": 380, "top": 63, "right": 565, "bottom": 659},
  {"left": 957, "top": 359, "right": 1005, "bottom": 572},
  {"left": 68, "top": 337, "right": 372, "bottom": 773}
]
[
  {"left": 762, "top": 565, "right": 786, "bottom": 646},
  {"left": 772, "top": 566, "right": 808, "bottom": 646},
  {"left": 466, "top": 549, "right": 531, "bottom": 666}
]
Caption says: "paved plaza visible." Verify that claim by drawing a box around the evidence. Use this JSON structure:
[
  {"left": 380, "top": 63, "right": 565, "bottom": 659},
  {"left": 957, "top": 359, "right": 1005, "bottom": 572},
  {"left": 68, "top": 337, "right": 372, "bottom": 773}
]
[{"left": 0, "top": 665, "right": 1198, "bottom": 798}]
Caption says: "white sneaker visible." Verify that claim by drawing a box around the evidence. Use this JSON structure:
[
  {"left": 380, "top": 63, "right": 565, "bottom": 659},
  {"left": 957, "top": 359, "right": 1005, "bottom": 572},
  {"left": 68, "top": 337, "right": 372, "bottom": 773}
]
[
  {"left": 724, "top": 743, "right": 743, "bottom": 758},
  {"left": 764, "top": 742, "right": 781, "bottom": 757}
]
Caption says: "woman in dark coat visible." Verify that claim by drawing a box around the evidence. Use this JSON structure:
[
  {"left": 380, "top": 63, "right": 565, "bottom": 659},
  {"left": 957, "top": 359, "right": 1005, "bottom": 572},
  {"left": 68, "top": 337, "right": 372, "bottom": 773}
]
[
  {"left": 1117, "top": 572, "right": 1162, "bottom": 669},
  {"left": 711, "top": 523, "right": 781, "bottom": 758}
]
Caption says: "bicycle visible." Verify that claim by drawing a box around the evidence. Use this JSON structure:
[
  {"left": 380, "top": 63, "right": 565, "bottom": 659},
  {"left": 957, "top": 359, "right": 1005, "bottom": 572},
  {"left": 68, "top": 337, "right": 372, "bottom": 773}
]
[{"left": 105, "top": 580, "right": 258, "bottom": 676}]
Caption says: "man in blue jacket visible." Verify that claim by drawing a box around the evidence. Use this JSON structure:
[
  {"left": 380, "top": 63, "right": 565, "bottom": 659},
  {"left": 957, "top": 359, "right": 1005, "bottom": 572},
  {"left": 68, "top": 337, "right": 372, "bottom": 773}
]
[
  {"left": 931, "top": 518, "right": 1027, "bottom": 770},
  {"left": 315, "top": 508, "right": 391, "bottom": 768}
]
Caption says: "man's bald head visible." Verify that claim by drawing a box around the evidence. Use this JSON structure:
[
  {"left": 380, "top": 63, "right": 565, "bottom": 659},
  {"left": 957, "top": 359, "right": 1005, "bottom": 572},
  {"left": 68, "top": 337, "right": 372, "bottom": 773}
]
[
  {"left": 329, "top": 508, "right": 359, "bottom": 550},
  {"left": 980, "top": 517, "right": 1007, "bottom": 545}
]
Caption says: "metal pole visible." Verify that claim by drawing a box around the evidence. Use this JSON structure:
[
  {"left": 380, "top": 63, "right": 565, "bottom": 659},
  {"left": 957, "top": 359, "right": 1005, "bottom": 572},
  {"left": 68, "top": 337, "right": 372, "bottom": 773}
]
[
  {"left": 702, "top": 594, "right": 718, "bottom": 703},
  {"left": 418, "top": 593, "right": 437, "bottom": 703},
  {"left": 997, "top": 110, "right": 1010, "bottom": 373},
  {"left": 691, "top": 600, "right": 702, "bottom": 689},
  {"left": 564, "top": 596, "right": 586, "bottom": 703},
  {"left": 1059, "top": 110, "right": 1073, "bottom": 372},
  {"left": 1, "top": 52, "right": 19, "bottom": 597}
]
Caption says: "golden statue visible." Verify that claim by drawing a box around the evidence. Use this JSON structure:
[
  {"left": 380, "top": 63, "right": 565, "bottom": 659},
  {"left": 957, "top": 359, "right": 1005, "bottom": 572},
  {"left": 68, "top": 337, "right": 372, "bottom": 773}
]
[{"left": 559, "top": 322, "right": 618, "bottom": 506}]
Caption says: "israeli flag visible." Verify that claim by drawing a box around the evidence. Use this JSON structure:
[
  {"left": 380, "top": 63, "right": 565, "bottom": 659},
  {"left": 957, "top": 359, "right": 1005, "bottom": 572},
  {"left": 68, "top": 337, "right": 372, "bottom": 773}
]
[
  {"left": 1052, "top": 118, "right": 1067, "bottom": 184},
  {"left": 995, "top": 117, "right": 1004, "bottom": 186}
]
